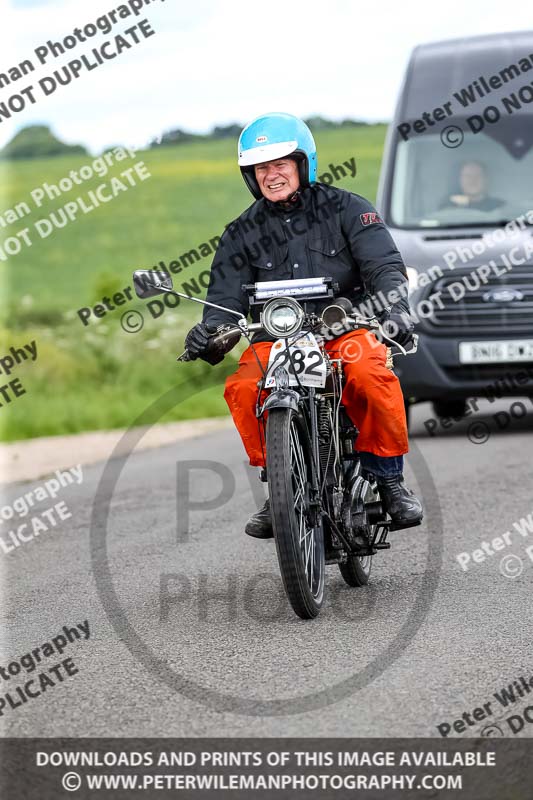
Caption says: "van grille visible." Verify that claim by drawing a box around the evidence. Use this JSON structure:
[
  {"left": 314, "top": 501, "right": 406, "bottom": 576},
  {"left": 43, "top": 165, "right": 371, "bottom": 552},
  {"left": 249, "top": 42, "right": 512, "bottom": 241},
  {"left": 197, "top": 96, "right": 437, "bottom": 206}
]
[
  {"left": 420, "top": 265, "right": 533, "bottom": 335},
  {"left": 444, "top": 362, "right": 533, "bottom": 382}
]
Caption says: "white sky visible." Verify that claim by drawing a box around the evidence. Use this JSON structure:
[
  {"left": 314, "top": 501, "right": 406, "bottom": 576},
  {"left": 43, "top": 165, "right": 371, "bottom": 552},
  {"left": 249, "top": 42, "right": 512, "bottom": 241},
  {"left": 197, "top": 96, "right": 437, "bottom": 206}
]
[{"left": 0, "top": 0, "right": 530, "bottom": 153}]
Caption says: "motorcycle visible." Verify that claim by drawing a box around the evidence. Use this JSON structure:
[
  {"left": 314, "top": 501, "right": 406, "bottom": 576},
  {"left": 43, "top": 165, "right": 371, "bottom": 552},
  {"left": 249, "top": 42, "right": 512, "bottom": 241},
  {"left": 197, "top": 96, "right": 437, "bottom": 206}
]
[{"left": 133, "top": 270, "right": 420, "bottom": 620}]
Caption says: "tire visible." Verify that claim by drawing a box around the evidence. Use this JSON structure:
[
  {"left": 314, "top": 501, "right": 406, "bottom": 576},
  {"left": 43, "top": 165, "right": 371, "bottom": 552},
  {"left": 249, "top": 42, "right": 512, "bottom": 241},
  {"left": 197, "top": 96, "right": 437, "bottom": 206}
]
[
  {"left": 432, "top": 398, "right": 468, "bottom": 419},
  {"left": 338, "top": 554, "right": 372, "bottom": 587},
  {"left": 266, "top": 407, "right": 325, "bottom": 619}
]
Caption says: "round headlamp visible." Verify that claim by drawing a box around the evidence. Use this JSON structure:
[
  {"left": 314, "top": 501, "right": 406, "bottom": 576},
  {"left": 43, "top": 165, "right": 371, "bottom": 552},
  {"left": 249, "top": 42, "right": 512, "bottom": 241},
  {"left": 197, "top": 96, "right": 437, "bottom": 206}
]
[{"left": 262, "top": 297, "right": 304, "bottom": 338}]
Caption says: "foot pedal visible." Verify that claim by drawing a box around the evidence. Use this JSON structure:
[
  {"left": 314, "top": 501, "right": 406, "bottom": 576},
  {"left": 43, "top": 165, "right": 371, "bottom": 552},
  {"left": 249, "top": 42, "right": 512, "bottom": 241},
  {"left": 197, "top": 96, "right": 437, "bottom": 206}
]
[
  {"left": 389, "top": 517, "right": 423, "bottom": 532},
  {"left": 373, "top": 542, "right": 391, "bottom": 550}
]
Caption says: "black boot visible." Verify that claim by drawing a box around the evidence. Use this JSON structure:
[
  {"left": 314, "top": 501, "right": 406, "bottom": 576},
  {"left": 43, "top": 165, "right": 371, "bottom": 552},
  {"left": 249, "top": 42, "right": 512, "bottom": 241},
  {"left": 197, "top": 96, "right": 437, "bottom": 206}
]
[
  {"left": 245, "top": 499, "right": 273, "bottom": 539},
  {"left": 377, "top": 475, "right": 423, "bottom": 530}
]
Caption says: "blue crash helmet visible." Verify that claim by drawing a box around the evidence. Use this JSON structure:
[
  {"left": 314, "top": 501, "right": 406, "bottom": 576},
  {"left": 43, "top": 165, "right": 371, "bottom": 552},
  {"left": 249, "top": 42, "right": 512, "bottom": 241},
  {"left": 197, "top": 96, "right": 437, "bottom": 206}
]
[{"left": 238, "top": 112, "right": 317, "bottom": 199}]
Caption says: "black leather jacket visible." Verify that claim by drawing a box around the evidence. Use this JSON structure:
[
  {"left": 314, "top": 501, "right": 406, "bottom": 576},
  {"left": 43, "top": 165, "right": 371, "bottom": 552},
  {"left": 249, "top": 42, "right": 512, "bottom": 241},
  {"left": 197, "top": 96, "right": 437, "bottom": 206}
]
[{"left": 202, "top": 183, "right": 410, "bottom": 342}]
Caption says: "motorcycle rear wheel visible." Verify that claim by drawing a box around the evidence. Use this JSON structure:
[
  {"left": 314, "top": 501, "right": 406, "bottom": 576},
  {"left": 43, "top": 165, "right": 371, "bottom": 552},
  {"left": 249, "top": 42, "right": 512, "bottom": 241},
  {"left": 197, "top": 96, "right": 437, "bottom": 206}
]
[
  {"left": 338, "top": 554, "right": 372, "bottom": 586},
  {"left": 266, "top": 407, "right": 325, "bottom": 619}
]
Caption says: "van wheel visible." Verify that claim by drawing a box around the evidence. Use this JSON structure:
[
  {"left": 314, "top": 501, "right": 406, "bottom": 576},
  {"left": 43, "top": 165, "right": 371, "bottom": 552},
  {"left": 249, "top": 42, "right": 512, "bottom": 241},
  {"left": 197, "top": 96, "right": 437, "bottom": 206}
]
[{"left": 432, "top": 399, "right": 467, "bottom": 419}]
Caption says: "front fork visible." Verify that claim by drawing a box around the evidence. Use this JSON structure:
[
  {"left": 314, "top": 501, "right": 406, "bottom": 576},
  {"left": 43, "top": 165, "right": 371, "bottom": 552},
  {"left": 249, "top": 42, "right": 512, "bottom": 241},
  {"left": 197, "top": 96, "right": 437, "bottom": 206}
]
[
  {"left": 307, "top": 387, "right": 322, "bottom": 528},
  {"left": 260, "top": 385, "right": 323, "bottom": 529},
  {"left": 256, "top": 374, "right": 335, "bottom": 532}
]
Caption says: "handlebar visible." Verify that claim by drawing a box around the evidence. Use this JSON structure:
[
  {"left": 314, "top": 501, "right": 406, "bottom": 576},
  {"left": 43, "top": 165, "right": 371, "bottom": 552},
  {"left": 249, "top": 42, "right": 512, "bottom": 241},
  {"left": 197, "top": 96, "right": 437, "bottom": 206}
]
[{"left": 177, "top": 316, "right": 418, "bottom": 362}]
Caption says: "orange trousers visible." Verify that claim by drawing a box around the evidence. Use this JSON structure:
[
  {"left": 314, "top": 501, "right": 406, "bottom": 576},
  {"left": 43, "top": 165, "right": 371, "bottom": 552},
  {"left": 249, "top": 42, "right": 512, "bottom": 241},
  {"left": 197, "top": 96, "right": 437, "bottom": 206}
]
[{"left": 223, "top": 329, "right": 408, "bottom": 468}]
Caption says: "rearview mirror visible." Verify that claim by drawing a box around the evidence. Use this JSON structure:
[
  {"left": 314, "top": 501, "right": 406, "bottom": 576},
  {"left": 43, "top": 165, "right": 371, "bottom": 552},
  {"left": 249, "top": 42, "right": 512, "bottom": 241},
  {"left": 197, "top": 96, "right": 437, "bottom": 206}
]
[{"left": 133, "top": 269, "right": 173, "bottom": 299}]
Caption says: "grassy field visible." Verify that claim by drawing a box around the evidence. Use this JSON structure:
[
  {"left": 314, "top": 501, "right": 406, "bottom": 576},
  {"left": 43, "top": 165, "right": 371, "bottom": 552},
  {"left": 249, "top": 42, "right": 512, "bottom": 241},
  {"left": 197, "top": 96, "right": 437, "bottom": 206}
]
[{"left": 0, "top": 125, "right": 387, "bottom": 441}]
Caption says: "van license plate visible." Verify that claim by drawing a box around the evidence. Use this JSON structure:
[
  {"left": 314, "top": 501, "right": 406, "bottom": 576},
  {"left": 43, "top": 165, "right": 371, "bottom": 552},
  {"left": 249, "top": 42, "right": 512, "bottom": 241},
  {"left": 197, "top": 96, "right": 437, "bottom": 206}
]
[{"left": 458, "top": 340, "right": 533, "bottom": 364}]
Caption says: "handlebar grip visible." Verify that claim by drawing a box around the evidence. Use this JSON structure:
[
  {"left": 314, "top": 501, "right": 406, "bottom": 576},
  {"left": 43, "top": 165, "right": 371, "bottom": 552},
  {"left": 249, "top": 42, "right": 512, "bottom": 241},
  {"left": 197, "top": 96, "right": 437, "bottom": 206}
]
[
  {"left": 390, "top": 334, "right": 419, "bottom": 356},
  {"left": 178, "top": 326, "right": 241, "bottom": 364}
]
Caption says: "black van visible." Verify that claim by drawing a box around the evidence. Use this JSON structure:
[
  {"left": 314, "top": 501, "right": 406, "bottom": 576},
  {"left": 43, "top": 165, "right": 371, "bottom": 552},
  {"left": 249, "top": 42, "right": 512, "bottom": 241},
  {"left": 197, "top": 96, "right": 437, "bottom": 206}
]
[{"left": 377, "top": 30, "right": 533, "bottom": 419}]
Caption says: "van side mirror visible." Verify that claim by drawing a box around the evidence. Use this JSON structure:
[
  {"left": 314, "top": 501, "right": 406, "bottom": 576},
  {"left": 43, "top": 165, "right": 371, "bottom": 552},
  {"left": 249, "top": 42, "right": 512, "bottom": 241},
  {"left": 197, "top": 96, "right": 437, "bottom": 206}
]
[{"left": 133, "top": 269, "right": 173, "bottom": 299}]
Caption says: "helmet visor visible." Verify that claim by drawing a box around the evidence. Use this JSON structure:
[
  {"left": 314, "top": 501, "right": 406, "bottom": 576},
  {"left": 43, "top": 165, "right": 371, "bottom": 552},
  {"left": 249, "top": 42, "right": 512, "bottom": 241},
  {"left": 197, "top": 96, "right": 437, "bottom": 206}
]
[{"left": 238, "top": 140, "right": 298, "bottom": 167}]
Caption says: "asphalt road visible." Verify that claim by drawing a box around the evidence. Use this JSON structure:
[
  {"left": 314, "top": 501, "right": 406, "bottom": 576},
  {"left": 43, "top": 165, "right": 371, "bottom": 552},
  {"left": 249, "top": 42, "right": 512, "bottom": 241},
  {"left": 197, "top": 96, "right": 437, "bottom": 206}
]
[{"left": 2, "top": 397, "right": 533, "bottom": 738}]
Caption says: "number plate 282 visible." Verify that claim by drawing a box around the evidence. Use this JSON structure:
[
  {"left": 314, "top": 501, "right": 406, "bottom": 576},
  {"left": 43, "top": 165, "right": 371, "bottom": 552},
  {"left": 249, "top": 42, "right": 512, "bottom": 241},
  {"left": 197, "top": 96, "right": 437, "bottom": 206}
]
[{"left": 265, "top": 333, "right": 327, "bottom": 388}]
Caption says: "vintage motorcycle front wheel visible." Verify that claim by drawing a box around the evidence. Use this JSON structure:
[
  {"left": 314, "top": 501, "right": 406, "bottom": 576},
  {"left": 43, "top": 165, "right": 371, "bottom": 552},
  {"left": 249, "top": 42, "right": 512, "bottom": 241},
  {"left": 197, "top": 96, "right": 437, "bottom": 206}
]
[{"left": 266, "top": 407, "right": 325, "bottom": 619}]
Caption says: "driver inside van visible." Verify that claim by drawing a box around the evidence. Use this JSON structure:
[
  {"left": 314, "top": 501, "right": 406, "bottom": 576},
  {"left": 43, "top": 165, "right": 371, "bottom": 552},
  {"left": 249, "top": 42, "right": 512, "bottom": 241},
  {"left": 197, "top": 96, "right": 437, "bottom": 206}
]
[{"left": 442, "top": 160, "right": 503, "bottom": 212}]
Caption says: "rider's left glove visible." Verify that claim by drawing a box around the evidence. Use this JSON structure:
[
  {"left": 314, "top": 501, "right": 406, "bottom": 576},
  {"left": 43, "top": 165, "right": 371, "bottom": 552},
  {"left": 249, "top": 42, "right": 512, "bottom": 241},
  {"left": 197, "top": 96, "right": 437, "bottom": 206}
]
[{"left": 382, "top": 304, "right": 414, "bottom": 346}]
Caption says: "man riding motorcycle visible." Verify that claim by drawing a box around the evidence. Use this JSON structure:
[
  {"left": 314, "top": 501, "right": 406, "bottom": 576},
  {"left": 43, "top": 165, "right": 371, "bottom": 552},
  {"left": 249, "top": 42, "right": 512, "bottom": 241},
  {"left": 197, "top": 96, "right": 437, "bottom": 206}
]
[{"left": 185, "top": 112, "right": 423, "bottom": 538}]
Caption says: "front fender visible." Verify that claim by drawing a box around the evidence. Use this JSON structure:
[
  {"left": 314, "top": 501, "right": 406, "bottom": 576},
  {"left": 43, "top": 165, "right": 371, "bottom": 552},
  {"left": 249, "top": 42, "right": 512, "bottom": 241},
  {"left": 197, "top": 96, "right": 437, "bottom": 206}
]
[{"left": 260, "top": 389, "right": 300, "bottom": 415}]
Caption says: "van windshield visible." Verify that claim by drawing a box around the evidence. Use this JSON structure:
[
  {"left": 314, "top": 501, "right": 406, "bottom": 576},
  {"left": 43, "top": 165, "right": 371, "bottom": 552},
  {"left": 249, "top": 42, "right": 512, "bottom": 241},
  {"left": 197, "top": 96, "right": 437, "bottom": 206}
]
[{"left": 389, "top": 120, "right": 533, "bottom": 229}]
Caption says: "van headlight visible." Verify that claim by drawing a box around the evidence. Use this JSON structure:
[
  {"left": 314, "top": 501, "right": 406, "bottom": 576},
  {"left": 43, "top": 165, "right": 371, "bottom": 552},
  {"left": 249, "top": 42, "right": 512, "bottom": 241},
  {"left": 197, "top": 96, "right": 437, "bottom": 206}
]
[
  {"left": 406, "top": 266, "right": 419, "bottom": 295},
  {"left": 262, "top": 297, "right": 304, "bottom": 337}
]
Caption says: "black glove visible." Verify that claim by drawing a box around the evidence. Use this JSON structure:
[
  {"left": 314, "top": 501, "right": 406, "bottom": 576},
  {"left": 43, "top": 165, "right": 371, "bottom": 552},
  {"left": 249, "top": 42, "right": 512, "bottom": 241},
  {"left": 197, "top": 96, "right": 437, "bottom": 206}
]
[
  {"left": 382, "top": 305, "right": 414, "bottom": 346},
  {"left": 184, "top": 322, "right": 218, "bottom": 360}
]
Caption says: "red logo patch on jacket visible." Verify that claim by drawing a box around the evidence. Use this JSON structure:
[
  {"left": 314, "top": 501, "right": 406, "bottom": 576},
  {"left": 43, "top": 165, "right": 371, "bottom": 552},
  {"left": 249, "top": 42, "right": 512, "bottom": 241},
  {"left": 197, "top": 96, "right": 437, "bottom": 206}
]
[{"left": 360, "top": 212, "right": 382, "bottom": 226}]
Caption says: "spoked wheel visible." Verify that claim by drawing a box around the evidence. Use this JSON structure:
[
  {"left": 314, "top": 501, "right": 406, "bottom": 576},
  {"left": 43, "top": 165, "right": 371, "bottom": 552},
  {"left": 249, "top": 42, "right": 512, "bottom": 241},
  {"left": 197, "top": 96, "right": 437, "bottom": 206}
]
[
  {"left": 338, "top": 551, "right": 372, "bottom": 587},
  {"left": 266, "top": 407, "right": 325, "bottom": 619}
]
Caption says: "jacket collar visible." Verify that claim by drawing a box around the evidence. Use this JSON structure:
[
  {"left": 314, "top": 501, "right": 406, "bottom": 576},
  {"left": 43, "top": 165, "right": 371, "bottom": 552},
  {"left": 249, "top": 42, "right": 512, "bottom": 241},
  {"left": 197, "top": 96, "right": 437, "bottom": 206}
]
[{"left": 263, "top": 186, "right": 312, "bottom": 214}]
